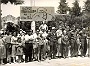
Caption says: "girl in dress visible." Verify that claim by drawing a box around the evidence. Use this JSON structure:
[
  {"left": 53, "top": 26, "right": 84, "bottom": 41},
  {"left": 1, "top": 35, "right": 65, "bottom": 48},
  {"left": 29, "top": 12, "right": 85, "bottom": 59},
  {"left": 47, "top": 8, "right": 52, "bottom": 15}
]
[{"left": 16, "top": 37, "right": 23, "bottom": 63}]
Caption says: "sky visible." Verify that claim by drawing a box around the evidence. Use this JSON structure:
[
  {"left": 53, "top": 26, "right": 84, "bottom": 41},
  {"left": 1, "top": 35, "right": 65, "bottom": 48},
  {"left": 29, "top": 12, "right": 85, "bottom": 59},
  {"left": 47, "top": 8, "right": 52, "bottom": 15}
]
[{"left": 1, "top": 0, "right": 86, "bottom": 17}]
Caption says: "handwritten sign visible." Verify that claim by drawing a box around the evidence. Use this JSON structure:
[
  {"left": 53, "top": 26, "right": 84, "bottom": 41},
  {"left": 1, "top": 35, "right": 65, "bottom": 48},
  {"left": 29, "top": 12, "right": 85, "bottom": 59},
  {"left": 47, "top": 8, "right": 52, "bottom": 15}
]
[{"left": 20, "top": 6, "right": 55, "bottom": 21}]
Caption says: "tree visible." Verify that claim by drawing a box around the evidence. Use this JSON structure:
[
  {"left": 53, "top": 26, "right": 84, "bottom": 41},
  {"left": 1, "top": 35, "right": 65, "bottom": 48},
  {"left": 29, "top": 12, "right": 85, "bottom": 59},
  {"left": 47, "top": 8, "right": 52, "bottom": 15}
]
[
  {"left": 1, "top": 0, "right": 24, "bottom": 4},
  {"left": 0, "top": 0, "right": 24, "bottom": 29},
  {"left": 70, "top": 0, "right": 81, "bottom": 16},
  {"left": 84, "top": 0, "right": 90, "bottom": 12},
  {"left": 84, "top": 0, "right": 90, "bottom": 37},
  {"left": 83, "top": 0, "right": 90, "bottom": 18},
  {"left": 57, "top": 0, "right": 70, "bottom": 14}
]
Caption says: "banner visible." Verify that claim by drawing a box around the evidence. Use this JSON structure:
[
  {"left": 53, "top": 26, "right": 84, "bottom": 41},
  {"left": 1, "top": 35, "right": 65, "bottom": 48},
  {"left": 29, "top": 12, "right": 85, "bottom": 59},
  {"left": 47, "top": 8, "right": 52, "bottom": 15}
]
[{"left": 20, "top": 6, "right": 55, "bottom": 21}]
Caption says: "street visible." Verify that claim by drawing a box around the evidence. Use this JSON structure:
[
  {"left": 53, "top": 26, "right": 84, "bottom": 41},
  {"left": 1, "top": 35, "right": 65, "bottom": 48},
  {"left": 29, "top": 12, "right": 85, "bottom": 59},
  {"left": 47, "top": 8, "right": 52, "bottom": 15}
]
[{"left": 1, "top": 57, "right": 90, "bottom": 66}]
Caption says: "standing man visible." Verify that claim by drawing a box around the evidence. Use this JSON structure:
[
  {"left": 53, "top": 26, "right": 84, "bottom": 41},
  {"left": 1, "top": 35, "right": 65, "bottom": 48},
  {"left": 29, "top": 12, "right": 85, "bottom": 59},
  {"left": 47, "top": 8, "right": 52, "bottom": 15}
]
[
  {"left": 42, "top": 30, "right": 48, "bottom": 60},
  {"left": 70, "top": 34, "right": 76, "bottom": 57},
  {"left": 48, "top": 27, "right": 57, "bottom": 59},
  {"left": 56, "top": 26, "right": 62, "bottom": 58},
  {"left": 32, "top": 30, "right": 39, "bottom": 61},
  {"left": 5, "top": 32, "right": 12, "bottom": 64},
  {"left": 70, "top": 26, "right": 78, "bottom": 57},
  {"left": 87, "top": 27, "right": 90, "bottom": 57},
  {"left": 80, "top": 28, "right": 87, "bottom": 57},
  {"left": 39, "top": 21, "right": 48, "bottom": 33},
  {"left": 24, "top": 30, "right": 33, "bottom": 62},
  {"left": 61, "top": 30, "right": 69, "bottom": 58}
]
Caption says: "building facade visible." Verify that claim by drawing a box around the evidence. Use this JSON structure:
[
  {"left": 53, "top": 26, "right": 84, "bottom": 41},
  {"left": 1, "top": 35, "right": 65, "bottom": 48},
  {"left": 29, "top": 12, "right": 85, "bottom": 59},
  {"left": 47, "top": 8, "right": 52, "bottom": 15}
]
[{"left": 1, "top": 15, "right": 18, "bottom": 29}]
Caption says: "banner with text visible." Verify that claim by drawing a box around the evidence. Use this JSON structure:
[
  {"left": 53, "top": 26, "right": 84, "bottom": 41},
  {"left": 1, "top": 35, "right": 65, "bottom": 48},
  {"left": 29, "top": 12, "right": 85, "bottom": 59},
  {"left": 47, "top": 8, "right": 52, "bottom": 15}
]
[{"left": 20, "top": 6, "right": 55, "bottom": 21}]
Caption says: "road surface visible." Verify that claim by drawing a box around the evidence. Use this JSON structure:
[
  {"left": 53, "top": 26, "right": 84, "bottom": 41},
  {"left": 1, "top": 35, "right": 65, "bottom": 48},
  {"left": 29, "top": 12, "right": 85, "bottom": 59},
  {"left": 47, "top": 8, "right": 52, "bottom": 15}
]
[{"left": 1, "top": 57, "right": 90, "bottom": 66}]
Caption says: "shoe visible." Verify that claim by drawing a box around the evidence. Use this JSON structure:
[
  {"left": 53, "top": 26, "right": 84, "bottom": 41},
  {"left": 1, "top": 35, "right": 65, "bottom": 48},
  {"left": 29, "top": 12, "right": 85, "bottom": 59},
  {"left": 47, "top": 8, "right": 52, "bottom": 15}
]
[
  {"left": 53, "top": 57, "right": 57, "bottom": 59},
  {"left": 25, "top": 61, "right": 28, "bottom": 63},
  {"left": 49, "top": 57, "right": 51, "bottom": 60},
  {"left": 41, "top": 59, "right": 45, "bottom": 61},
  {"left": 1, "top": 63, "right": 5, "bottom": 65},
  {"left": 38, "top": 60, "right": 40, "bottom": 62},
  {"left": 14, "top": 62, "right": 16, "bottom": 64},
  {"left": 9, "top": 62, "right": 11, "bottom": 64},
  {"left": 64, "top": 57, "right": 65, "bottom": 59}
]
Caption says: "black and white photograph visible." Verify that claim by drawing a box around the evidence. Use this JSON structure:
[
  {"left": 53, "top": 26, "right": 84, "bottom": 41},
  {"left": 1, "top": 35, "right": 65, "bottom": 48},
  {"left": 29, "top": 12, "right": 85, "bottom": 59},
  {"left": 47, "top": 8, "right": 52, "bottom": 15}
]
[{"left": 0, "top": 0, "right": 90, "bottom": 66}]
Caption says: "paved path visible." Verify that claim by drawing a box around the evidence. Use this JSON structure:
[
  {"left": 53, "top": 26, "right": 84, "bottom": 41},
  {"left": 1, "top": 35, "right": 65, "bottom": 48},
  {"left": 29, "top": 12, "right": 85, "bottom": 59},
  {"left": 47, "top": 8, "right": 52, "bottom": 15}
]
[{"left": 1, "top": 57, "right": 90, "bottom": 66}]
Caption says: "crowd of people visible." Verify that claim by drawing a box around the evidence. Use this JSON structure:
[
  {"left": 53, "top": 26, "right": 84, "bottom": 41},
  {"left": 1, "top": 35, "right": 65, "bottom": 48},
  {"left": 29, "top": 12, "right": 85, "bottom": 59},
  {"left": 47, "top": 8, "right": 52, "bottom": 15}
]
[{"left": 0, "top": 21, "right": 90, "bottom": 65}]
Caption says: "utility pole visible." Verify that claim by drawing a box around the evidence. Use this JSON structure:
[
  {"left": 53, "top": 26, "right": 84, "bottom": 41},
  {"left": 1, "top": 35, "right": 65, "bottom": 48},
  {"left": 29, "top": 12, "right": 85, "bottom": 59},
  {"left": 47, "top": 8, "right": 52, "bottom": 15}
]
[
  {"left": 30, "top": 0, "right": 35, "bottom": 6},
  {"left": 34, "top": 0, "right": 35, "bottom": 6},
  {"left": 30, "top": 0, "right": 32, "bottom": 6},
  {"left": 30, "top": 0, "right": 35, "bottom": 33}
]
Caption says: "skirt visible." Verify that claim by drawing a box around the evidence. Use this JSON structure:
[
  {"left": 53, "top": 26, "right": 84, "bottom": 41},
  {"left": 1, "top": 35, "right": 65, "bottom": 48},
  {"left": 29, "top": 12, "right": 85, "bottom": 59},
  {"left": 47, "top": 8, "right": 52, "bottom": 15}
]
[{"left": 0, "top": 45, "right": 6, "bottom": 59}]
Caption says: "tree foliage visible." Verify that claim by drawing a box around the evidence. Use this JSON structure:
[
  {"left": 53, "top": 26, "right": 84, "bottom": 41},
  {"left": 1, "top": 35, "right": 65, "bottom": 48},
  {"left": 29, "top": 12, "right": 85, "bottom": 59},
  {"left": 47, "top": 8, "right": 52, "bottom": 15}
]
[
  {"left": 57, "top": 0, "right": 70, "bottom": 14},
  {"left": 70, "top": 0, "right": 81, "bottom": 16},
  {"left": 84, "top": 0, "right": 90, "bottom": 12},
  {"left": 6, "top": 22, "right": 20, "bottom": 33},
  {"left": 1, "top": 0, "right": 24, "bottom": 4},
  {"left": 0, "top": 0, "right": 24, "bottom": 30}
]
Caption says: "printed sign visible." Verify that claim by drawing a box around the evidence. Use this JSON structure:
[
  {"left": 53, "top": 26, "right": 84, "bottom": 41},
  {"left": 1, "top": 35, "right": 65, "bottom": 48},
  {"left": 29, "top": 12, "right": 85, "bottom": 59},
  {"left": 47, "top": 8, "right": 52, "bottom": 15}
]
[{"left": 20, "top": 6, "right": 55, "bottom": 21}]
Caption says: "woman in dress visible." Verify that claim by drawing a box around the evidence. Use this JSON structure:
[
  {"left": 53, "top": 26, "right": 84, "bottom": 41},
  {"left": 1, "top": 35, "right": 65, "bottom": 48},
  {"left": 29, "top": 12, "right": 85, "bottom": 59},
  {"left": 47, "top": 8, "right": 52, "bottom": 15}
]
[
  {"left": 0, "top": 34, "right": 6, "bottom": 65},
  {"left": 11, "top": 32, "right": 17, "bottom": 63}
]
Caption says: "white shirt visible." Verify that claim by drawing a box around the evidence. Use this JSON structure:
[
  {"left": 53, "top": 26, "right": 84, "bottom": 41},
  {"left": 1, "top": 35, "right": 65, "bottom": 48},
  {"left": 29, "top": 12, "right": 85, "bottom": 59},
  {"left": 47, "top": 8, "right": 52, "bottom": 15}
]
[
  {"left": 33, "top": 33, "right": 37, "bottom": 39},
  {"left": 21, "top": 35, "right": 25, "bottom": 41},
  {"left": 11, "top": 36, "right": 17, "bottom": 44},
  {"left": 24, "top": 34, "right": 30, "bottom": 41},
  {"left": 29, "top": 35, "right": 34, "bottom": 40},
  {"left": 56, "top": 29, "right": 62, "bottom": 37},
  {"left": 39, "top": 24, "right": 48, "bottom": 30},
  {"left": 42, "top": 32, "right": 48, "bottom": 38}
]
